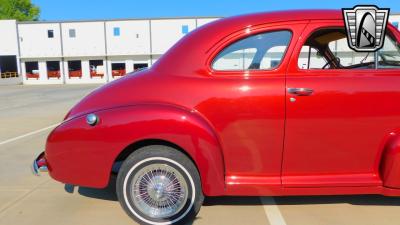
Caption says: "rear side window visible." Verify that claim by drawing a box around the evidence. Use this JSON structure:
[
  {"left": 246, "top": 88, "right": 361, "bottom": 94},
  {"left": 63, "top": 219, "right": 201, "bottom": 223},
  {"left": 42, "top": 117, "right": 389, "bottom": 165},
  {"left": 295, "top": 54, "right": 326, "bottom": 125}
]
[{"left": 212, "top": 30, "right": 292, "bottom": 71}]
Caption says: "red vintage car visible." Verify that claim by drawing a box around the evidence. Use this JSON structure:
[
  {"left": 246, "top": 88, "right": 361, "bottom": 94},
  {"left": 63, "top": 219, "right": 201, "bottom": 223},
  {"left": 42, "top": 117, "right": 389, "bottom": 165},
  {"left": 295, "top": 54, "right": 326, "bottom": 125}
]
[{"left": 33, "top": 10, "right": 400, "bottom": 225}]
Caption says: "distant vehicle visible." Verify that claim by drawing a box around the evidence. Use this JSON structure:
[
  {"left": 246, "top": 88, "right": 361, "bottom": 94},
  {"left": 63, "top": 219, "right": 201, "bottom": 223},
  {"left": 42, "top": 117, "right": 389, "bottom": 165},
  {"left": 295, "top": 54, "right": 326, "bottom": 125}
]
[
  {"left": 90, "top": 65, "right": 105, "bottom": 78},
  {"left": 96, "top": 65, "right": 105, "bottom": 75},
  {"left": 33, "top": 10, "right": 400, "bottom": 225}
]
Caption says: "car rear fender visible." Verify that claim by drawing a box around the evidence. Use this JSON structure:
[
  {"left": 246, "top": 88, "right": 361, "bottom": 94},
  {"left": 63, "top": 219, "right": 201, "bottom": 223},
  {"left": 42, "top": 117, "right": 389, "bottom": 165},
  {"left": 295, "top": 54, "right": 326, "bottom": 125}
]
[
  {"left": 47, "top": 104, "right": 225, "bottom": 196},
  {"left": 380, "top": 131, "right": 400, "bottom": 189},
  {"left": 113, "top": 104, "right": 225, "bottom": 196}
]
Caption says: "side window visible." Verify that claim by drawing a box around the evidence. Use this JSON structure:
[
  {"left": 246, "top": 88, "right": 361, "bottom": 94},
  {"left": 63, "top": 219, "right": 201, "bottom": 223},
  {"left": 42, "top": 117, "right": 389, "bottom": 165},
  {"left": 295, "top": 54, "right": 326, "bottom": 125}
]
[
  {"left": 298, "top": 28, "right": 400, "bottom": 70},
  {"left": 47, "top": 30, "right": 54, "bottom": 38},
  {"left": 328, "top": 37, "right": 375, "bottom": 67},
  {"left": 298, "top": 46, "right": 327, "bottom": 69},
  {"left": 377, "top": 35, "right": 400, "bottom": 68},
  {"left": 181, "top": 25, "right": 189, "bottom": 34},
  {"left": 113, "top": 27, "right": 120, "bottom": 36},
  {"left": 212, "top": 30, "right": 292, "bottom": 71},
  {"left": 69, "top": 29, "right": 76, "bottom": 38}
]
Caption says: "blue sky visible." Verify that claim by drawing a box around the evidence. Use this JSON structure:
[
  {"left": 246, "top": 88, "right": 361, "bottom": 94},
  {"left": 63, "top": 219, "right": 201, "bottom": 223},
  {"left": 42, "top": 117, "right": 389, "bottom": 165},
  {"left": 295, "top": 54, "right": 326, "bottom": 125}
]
[{"left": 32, "top": 0, "right": 399, "bottom": 21}]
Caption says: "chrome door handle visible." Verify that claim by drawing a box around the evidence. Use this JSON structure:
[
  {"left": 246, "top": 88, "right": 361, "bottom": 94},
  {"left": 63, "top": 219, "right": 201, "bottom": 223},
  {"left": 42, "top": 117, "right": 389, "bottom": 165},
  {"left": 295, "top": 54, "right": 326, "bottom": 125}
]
[{"left": 287, "top": 88, "right": 314, "bottom": 96}]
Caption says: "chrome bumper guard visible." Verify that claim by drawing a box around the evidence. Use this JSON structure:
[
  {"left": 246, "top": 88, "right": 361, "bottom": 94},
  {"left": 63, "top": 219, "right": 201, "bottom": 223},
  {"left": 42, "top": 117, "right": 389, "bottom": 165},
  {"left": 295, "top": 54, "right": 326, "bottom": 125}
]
[{"left": 32, "top": 152, "right": 48, "bottom": 176}]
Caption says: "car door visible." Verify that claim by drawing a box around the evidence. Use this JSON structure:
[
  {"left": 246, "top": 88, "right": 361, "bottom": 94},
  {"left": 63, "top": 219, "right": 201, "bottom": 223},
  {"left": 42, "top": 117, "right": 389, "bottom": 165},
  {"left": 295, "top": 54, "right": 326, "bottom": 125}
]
[{"left": 283, "top": 20, "right": 400, "bottom": 187}]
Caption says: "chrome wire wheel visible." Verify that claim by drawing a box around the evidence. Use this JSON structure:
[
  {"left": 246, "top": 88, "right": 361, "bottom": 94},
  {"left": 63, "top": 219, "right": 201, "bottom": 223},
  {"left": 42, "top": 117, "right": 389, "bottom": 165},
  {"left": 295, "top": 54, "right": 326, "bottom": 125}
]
[
  {"left": 118, "top": 147, "right": 203, "bottom": 225},
  {"left": 130, "top": 163, "right": 189, "bottom": 219}
]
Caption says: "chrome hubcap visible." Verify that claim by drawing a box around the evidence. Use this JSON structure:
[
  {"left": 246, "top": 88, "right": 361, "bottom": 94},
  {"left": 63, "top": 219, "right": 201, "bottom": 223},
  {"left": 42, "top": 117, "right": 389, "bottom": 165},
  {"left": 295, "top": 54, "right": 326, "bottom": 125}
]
[{"left": 131, "top": 163, "right": 188, "bottom": 219}]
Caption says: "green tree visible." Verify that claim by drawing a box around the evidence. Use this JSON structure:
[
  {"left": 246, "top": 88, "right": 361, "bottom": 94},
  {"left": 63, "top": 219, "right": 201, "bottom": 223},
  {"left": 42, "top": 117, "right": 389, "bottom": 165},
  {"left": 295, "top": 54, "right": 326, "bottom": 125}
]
[{"left": 0, "top": 0, "right": 40, "bottom": 21}]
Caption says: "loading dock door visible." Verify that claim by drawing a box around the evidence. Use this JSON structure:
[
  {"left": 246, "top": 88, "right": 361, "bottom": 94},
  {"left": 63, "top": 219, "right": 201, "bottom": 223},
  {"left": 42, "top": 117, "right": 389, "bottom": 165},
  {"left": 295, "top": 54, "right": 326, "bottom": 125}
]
[
  {"left": 134, "top": 63, "right": 148, "bottom": 71},
  {"left": 0, "top": 56, "right": 18, "bottom": 78},
  {"left": 47, "top": 61, "right": 61, "bottom": 79},
  {"left": 89, "top": 60, "right": 104, "bottom": 78},
  {"left": 25, "top": 62, "right": 39, "bottom": 79},
  {"left": 111, "top": 63, "right": 126, "bottom": 77},
  {"left": 68, "top": 60, "right": 82, "bottom": 78}
]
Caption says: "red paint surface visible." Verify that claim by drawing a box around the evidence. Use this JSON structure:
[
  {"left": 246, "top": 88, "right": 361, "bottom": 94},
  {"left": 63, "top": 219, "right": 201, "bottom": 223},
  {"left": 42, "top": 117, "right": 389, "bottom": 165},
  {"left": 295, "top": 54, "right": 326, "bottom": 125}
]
[
  {"left": 112, "top": 69, "right": 126, "bottom": 77},
  {"left": 69, "top": 70, "right": 82, "bottom": 78},
  {"left": 47, "top": 71, "right": 60, "bottom": 79},
  {"left": 90, "top": 71, "right": 104, "bottom": 78},
  {"left": 26, "top": 73, "right": 39, "bottom": 79},
  {"left": 44, "top": 10, "right": 400, "bottom": 196}
]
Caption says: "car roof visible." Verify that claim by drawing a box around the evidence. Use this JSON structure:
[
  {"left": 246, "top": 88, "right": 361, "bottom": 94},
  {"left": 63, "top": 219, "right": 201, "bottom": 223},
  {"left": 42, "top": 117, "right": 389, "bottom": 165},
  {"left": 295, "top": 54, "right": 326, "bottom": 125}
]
[
  {"left": 153, "top": 10, "right": 343, "bottom": 75},
  {"left": 214, "top": 10, "right": 342, "bottom": 26}
]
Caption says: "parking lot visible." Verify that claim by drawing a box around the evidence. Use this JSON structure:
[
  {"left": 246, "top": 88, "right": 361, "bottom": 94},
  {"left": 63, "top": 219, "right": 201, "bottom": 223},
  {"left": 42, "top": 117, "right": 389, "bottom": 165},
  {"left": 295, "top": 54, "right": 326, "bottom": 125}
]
[{"left": 1, "top": 84, "right": 400, "bottom": 225}]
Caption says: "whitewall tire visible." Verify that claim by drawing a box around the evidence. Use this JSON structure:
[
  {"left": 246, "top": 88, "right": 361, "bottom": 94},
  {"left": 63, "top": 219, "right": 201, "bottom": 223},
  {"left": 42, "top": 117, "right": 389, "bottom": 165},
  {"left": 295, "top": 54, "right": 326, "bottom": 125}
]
[{"left": 116, "top": 145, "right": 204, "bottom": 225}]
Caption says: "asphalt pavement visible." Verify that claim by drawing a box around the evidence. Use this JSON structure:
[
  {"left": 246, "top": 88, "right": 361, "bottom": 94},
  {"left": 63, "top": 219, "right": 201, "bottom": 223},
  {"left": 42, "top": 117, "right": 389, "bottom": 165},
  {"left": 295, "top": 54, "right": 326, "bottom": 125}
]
[{"left": 0, "top": 84, "right": 399, "bottom": 225}]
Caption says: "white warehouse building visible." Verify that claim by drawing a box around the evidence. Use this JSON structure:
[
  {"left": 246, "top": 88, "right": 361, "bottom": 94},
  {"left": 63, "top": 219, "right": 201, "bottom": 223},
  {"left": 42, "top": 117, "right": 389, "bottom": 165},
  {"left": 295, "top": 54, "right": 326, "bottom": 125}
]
[
  {"left": 0, "top": 17, "right": 219, "bottom": 85},
  {"left": 0, "top": 14, "right": 400, "bottom": 85}
]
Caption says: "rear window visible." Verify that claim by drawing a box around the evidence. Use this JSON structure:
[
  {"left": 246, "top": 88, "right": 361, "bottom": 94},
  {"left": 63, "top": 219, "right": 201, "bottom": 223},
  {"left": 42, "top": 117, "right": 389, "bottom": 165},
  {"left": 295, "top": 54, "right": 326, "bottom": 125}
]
[{"left": 212, "top": 30, "right": 292, "bottom": 71}]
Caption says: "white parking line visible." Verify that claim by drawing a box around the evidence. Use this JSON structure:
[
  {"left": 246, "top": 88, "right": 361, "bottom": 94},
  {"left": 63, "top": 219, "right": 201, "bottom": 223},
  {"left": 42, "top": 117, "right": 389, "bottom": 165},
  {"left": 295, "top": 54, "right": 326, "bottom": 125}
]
[
  {"left": 0, "top": 123, "right": 59, "bottom": 146},
  {"left": 260, "top": 197, "right": 287, "bottom": 225}
]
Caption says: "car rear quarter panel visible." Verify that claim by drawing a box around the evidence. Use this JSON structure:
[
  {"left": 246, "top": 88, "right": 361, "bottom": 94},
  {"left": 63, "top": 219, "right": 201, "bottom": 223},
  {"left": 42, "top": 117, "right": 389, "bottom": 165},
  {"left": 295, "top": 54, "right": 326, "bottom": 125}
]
[
  {"left": 380, "top": 131, "right": 400, "bottom": 188},
  {"left": 46, "top": 104, "right": 225, "bottom": 196}
]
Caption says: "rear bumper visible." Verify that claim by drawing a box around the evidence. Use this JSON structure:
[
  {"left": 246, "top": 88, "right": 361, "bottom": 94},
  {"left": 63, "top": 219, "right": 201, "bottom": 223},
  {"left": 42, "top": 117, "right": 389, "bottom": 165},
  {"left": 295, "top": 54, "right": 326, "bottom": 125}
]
[{"left": 31, "top": 152, "right": 48, "bottom": 176}]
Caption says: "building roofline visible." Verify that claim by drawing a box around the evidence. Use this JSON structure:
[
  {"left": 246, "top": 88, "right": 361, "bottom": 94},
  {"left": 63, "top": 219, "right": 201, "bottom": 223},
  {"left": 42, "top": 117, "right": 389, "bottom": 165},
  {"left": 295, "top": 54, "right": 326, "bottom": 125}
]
[
  {"left": 16, "top": 16, "right": 222, "bottom": 24},
  {"left": 7, "top": 11, "right": 400, "bottom": 25}
]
